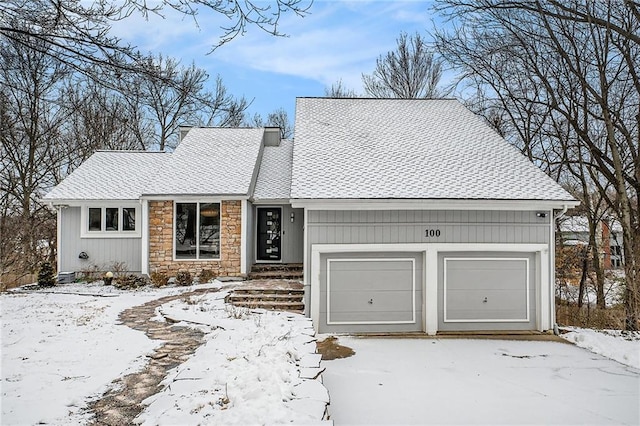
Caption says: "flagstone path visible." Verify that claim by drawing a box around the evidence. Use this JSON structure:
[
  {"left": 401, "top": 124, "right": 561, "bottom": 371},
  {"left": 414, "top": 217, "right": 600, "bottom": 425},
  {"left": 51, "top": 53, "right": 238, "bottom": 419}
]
[{"left": 88, "top": 288, "right": 214, "bottom": 425}]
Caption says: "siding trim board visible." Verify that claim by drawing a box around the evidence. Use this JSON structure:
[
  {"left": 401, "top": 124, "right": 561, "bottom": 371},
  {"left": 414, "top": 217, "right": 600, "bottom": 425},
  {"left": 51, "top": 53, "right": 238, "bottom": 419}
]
[
  {"left": 310, "top": 243, "right": 549, "bottom": 335},
  {"left": 326, "top": 258, "right": 416, "bottom": 325},
  {"left": 443, "top": 257, "right": 530, "bottom": 323}
]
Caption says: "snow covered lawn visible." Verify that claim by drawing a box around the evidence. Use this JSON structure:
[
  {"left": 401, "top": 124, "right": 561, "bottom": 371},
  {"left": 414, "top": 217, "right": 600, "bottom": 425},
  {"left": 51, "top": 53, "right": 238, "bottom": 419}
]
[
  {"left": 1, "top": 282, "right": 328, "bottom": 425},
  {"left": 560, "top": 327, "right": 640, "bottom": 369},
  {"left": 1, "top": 283, "right": 184, "bottom": 425},
  {"left": 322, "top": 337, "right": 640, "bottom": 425}
]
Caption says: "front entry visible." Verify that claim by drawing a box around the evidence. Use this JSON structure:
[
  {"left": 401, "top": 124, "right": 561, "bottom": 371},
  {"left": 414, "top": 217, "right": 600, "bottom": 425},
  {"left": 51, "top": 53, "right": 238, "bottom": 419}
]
[{"left": 256, "top": 207, "right": 282, "bottom": 261}]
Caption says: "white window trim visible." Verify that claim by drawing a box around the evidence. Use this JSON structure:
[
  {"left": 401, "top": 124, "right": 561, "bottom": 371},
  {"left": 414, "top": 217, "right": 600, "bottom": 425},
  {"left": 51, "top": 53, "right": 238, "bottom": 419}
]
[
  {"left": 81, "top": 204, "right": 141, "bottom": 238},
  {"left": 173, "top": 201, "right": 222, "bottom": 262}
]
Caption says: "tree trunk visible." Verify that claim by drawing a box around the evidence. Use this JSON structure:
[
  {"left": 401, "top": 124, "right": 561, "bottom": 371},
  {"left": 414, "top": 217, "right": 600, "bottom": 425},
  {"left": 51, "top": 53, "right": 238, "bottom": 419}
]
[{"left": 578, "top": 247, "right": 588, "bottom": 308}]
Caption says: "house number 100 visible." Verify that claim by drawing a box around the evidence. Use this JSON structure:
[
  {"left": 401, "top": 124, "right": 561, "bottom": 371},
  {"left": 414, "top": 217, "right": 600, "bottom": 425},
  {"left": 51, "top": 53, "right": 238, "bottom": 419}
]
[{"left": 425, "top": 229, "right": 441, "bottom": 237}]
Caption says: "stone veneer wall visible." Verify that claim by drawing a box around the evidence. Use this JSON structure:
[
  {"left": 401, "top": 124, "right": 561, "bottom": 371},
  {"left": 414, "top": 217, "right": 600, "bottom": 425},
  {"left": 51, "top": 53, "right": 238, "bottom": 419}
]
[{"left": 148, "top": 200, "right": 242, "bottom": 277}]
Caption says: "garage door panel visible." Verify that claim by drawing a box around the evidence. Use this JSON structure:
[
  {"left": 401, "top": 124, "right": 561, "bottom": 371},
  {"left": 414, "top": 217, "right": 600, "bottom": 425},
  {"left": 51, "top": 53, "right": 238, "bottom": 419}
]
[
  {"left": 446, "top": 261, "right": 527, "bottom": 292},
  {"left": 329, "top": 261, "right": 413, "bottom": 292},
  {"left": 447, "top": 289, "right": 527, "bottom": 312},
  {"left": 328, "top": 290, "right": 415, "bottom": 313},
  {"left": 447, "top": 308, "right": 528, "bottom": 321},
  {"left": 329, "top": 310, "right": 415, "bottom": 323},
  {"left": 328, "top": 270, "right": 414, "bottom": 292}
]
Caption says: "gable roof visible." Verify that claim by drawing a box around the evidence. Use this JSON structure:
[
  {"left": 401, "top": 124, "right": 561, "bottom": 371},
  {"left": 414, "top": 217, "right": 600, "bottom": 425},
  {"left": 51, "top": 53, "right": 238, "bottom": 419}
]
[
  {"left": 253, "top": 138, "right": 293, "bottom": 201},
  {"left": 291, "top": 98, "right": 576, "bottom": 202},
  {"left": 142, "top": 127, "right": 264, "bottom": 197},
  {"left": 43, "top": 151, "right": 168, "bottom": 201}
]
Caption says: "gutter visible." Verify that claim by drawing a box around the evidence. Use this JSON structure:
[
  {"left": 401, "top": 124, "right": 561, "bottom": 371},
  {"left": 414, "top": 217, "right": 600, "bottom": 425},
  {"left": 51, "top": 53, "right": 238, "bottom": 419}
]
[{"left": 554, "top": 204, "right": 569, "bottom": 220}]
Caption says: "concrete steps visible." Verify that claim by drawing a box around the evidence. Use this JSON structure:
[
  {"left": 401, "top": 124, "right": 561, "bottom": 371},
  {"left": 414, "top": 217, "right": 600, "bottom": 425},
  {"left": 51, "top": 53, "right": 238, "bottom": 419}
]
[
  {"left": 248, "top": 263, "right": 303, "bottom": 280},
  {"left": 226, "top": 287, "right": 304, "bottom": 313}
]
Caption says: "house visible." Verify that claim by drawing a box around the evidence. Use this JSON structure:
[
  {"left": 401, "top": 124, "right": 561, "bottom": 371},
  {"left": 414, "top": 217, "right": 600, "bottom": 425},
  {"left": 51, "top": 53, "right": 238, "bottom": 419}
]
[
  {"left": 559, "top": 215, "right": 624, "bottom": 269},
  {"left": 44, "top": 98, "right": 578, "bottom": 334}
]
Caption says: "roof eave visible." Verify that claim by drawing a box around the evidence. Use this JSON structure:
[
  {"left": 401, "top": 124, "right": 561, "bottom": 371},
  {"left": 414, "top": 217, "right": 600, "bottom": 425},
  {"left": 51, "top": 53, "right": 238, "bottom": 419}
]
[{"left": 290, "top": 198, "right": 580, "bottom": 211}]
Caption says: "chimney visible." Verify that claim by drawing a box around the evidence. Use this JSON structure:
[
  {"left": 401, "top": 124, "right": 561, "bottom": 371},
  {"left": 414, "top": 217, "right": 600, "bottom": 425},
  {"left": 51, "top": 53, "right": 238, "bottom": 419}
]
[
  {"left": 263, "top": 127, "right": 281, "bottom": 147},
  {"left": 179, "top": 126, "right": 193, "bottom": 143}
]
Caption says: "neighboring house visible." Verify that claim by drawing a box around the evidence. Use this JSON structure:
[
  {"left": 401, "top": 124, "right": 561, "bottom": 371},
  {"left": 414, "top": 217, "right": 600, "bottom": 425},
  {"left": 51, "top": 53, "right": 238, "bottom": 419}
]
[
  {"left": 559, "top": 215, "right": 624, "bottom": 269},
  {"left": 44, "top": 98, "right": 578, "bottom": 335}
]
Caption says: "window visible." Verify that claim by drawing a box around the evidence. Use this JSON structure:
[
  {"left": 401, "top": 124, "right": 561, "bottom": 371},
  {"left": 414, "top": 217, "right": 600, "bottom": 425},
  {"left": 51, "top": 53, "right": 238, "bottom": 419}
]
[
  {"left": 89, "top": 208, "right": 101, "bottom": 231},
  {"left": 175, "top": 202, "right": 220, "bottom": 260},
  {"left": 84, "top": 206, "right": 139, "bottom": 237}
]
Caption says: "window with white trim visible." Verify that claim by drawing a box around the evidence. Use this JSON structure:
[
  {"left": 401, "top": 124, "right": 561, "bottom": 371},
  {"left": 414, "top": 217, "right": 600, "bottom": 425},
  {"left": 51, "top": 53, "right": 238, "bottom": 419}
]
[
  {"left": 175, "top": 202, "right": 220, "bottom": 260},
  {"left": 83, "top": 206, "right": 140, "bottom": 237}
]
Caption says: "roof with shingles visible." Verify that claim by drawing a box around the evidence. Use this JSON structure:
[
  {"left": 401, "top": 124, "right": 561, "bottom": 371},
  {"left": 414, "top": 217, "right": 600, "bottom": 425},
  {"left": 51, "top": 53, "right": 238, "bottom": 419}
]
[
  {"left": 142, "top": 127, "right": 264, "bottom": 196},
  {"left": 290, "top": 98, "right": 576, "bottom": 201},
  {"left": 253, "top": 138, "right": 293, "bottom": 201},
  {"left": 43, "top": 151, "right": 168, "bottom": 201}
]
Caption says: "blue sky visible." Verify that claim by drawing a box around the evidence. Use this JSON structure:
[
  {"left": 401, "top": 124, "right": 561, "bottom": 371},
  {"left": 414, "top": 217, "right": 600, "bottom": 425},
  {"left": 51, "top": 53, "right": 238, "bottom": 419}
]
[{"left": 111, "top": 1, "right": 440, "bottom": 121}]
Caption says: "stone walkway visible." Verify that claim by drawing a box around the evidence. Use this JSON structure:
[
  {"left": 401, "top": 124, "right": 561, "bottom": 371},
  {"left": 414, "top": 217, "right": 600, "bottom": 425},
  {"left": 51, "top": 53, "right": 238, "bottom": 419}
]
[{"left": 88, "top": 288, "right": 216, "bottom": 425}]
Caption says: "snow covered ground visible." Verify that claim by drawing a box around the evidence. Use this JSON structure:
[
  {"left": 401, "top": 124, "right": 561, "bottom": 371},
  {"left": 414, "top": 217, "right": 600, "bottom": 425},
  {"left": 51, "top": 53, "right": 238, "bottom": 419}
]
[
  {"left": 560, "top": 327, "right": 640, "bottom": 369},
  {"left": 137, "top": 292, "right": 327, "bottom": 425},
  {"left": 322, "top": 337, "right": 640, "bottom": 425},
  {"left": 1, "top": 282, "right": 327, "bottom": 425},
  {"left": 1, "top": 282, "right": 185, "bottom": 425},
  {"left": 2, "top": 281, "right": 639, "bottom": 425}
]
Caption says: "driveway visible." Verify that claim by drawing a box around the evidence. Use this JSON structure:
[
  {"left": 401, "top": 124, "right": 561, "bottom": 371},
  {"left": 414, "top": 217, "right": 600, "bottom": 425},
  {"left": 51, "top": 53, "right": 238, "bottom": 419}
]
[{"left": 322, "top": 337, "right": 640, "bottom": 425}]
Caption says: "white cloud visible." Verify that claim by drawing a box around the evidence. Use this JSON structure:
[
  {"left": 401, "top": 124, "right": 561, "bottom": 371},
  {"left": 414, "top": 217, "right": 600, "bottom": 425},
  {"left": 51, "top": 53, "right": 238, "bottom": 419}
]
[{"left": 204, "top": 1, "right": 432, "bottom": 90}]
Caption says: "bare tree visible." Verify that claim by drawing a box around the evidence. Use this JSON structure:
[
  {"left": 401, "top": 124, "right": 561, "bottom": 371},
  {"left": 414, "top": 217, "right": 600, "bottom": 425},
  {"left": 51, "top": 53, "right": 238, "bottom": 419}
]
[
  {"left": 324, "top": 79, "right": 359, "bottom": 98},
  {"left": 117, "top": 55, "right": 249, "bottom": 151},
  {"left": 435, "top": 0, "right": 640, "bottom": 329},
  {"left": 0, "top": 0, "right": 312, "bottom": 82},
  {"left": 362, "top": 31, "right": 448, "bottom": 98},
  {"left": 0, "top": 32, "right": 66, "bottom": 284},
  {"left": 249, "top": 108, "right": 293, "bottom": 139}
]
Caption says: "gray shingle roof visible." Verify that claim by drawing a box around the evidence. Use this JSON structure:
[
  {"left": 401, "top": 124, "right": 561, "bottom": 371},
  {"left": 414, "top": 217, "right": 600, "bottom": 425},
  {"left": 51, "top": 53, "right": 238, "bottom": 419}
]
[
  {"left": 291, "top": 98, "right": 575, "bottom": 201},
  {"left": 43, "top": 151, "right": 168, "bottom": 201},
  {"left": 142, "top": 127, "right": 264, "bottom": 196},
  {"left": 253, "top": 139, "right": 293, "bottom": 201}
]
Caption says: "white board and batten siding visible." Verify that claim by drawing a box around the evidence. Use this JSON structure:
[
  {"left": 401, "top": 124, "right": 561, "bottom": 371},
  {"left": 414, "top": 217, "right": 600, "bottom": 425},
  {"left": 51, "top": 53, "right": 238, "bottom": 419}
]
[
  {"left": 59, "top": 207, "right": 142, "bottom": 273},
  {"left": 307, "top": 210, "right": 552, "bottom": 334}
]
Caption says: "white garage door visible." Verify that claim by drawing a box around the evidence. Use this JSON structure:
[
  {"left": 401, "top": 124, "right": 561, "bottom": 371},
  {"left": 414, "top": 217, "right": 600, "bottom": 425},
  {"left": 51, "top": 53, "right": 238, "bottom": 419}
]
[
  {"left": 438, "top": 252, "right": 537, "bottom": 331},
  {"left": 319, "top": 253, "right": 423, "bottom": 333}
]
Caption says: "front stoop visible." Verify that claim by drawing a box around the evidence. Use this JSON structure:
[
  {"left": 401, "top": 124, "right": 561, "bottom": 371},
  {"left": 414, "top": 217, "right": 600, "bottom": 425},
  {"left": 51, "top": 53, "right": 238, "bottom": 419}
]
[
  {"left": 248, "top": 263, "right": 303, "bottom": 280},
  {"left": 226, "top": 284, "right": 304, "bottom": 314}
]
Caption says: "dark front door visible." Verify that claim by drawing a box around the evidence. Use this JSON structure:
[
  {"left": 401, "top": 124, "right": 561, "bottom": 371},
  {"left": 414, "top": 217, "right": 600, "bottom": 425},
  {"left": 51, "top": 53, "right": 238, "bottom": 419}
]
[{"left": 257, "top": 207, "right": 282, "bottom": 261}]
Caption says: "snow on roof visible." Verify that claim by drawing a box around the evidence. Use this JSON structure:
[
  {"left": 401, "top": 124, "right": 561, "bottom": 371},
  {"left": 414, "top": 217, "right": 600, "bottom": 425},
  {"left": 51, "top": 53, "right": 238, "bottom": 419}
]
[
  {"left": 142, "top": 127, "right": 264, "bottom": 196},
  {"left": 290, "top": 98, "right": 576, "bottom": 201},
  {"left": 253, "top": 139, "right": 293, "bottom": 201},
  {"left": 43, "top": 151, "right": 168, "bottom": 201}
]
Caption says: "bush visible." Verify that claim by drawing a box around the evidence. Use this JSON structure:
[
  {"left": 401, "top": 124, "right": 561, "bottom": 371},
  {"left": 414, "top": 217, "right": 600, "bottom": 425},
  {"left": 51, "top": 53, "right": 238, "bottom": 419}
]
[
  {"left": 175, "top": 270, "right": 192, "bottom": 286},
  {"left": 556, "top": 304, "right": 626, "bottom": 329},
  {"left": 198, "top": 269, "right": 216, "bottom": 284},
  {"left": 37, "top": 262, "right": 56, "bottom": 287},
  {"left": 114, "top": 274, "right": 149, "bottom": 290},
  {"left": 150, "top": 272, "right": 168, "bottom": 287},
  {"left": 79, "top": 264, "right": 101, "bottom": 282}
]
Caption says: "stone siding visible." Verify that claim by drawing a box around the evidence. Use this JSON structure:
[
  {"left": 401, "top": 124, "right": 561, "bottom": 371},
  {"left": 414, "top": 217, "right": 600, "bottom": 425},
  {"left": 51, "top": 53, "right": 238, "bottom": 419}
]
[{"left": 148, "top": 200, "right": 242, "bottom": 278}]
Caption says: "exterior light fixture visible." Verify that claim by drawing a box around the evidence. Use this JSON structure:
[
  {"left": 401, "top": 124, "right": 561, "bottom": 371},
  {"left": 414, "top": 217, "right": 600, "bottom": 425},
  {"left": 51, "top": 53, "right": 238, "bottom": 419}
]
[{"left": 290, "top": 212, "right": 295, "bottom": 223}]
